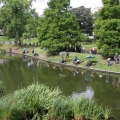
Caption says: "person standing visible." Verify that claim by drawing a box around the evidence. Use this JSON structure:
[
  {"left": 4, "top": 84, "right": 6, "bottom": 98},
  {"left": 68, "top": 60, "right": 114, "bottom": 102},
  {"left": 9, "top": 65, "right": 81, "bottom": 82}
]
[
  {"left": 107, "top": 58, "right": 111, "bottom": 66},
  {"left": 114, "top": 53, "right": 118, "bottom": 64}
]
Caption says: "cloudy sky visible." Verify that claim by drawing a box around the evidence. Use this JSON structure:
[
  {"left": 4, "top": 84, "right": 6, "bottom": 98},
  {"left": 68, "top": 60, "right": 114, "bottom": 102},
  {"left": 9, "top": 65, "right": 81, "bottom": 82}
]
[{"left": 32, "top": 0, "right": 103, "bottom": 15}]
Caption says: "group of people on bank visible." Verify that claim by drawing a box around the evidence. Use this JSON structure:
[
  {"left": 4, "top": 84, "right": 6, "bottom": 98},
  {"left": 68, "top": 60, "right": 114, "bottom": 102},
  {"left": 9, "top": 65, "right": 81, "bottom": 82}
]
[
  {"left": 60, "top": 53, "right": 92, "bottom": 67},
  {"left": 107, "top": 53, "right": 120, "bottom": 66},
  {"left": 60, "top": 52, "right": 120, "bottom": 67},
  {"left": 81, "top": 46, "right": 97, "bottom": 54}
]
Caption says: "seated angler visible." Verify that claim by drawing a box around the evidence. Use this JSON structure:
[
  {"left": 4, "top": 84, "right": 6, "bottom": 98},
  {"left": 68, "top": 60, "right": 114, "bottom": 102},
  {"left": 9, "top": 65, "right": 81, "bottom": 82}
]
[
  {"left": 73, "top": 56, "right": 80, "bottom": 64},
  {"left": 86, "top": 60, "right": 92, "bottom": 67},
  {"left": 60, "top": 57, "right": 66, "bottom": 63}
]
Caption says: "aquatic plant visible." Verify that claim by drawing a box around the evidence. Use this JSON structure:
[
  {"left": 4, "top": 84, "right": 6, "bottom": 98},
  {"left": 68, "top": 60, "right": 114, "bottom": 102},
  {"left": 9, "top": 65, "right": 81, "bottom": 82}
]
[
  {"left": 101, "top": 107, "right": 112, "bottom": 120},
  {"left": 0, "top": 83, "right": 113, "bottom": 120},
  {"left": 0, "top": 83, "right": 62, "bottom": 119},
  {"left": 46, "top": 97, "right": 73, "bottom": 120}
]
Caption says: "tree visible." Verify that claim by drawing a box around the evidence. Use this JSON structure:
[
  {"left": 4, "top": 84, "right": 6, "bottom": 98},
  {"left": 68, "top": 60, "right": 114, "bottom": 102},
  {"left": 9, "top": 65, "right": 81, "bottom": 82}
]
[
  {"left": 0, "top": 0, "right": 38, "bottom": 45},
  {"left": 37, "top": 0, "right": 84, "bottom": 52},
  {"left": 22, "top": 9, "right": 39, "bottom": 40},
  {"left": 92, "top": 11, "right": 99, "bottom": 21},
  {"left": 70, "top": 6, "right": 93, "bottom": 36},
  {"left": 94, "top": 0, "right": 120, "bottom": 57}
]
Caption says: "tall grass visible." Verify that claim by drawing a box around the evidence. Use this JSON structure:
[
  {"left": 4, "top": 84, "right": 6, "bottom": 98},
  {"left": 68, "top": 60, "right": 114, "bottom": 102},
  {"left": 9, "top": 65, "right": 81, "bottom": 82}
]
[
  {"left": 0, "top": 83, "right": 62, "bottom": 119},
  {"left": 46, "top": 97, "right": 73, "bottom": 120},
  {"left": 0, "top": 83, "right": 112, "bottom": 120}
]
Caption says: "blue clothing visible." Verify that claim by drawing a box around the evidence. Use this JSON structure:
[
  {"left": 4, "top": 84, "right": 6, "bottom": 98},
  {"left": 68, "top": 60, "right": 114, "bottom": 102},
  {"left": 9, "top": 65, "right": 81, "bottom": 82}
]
[{"left": 73, "top": 56, "right": 79, "bottom": 61}]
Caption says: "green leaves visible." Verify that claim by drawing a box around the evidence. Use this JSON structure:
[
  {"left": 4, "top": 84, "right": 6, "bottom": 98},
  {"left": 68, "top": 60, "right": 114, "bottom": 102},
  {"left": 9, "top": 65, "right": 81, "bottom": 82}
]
[
  {"left": 71, "top": 6, "right": 93, "bottom": 35},
  {"left": 37, "top": 0, "right": 82, "bottom": 52},
  {"left": 94, "top": 0, "right": 120, "bottom": 57},
  {"left": 0, "top": 0, "right": 38, "bottom": 43}
]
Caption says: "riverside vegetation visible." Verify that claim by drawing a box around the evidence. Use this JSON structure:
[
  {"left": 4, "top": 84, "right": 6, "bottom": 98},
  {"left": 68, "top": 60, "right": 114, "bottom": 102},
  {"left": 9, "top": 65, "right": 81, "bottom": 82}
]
[
  {"left": 0, "top": 83, "right": 112, "bottom": 120},
  {"left": 1, "top": 38, "right": 120, "bottom": 73}
]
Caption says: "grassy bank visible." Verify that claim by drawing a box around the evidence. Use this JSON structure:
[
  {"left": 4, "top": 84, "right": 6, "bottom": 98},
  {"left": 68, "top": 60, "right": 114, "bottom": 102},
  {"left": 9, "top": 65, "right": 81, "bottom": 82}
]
[
  {"left": 0, "top": 83, "right": 112, "bottom": 120},
  {"left": 0, "top": 36, "right": 15, "bottom": 42},
  {"left": 0, "top": 38, "right": 120, "bottom": 73}
]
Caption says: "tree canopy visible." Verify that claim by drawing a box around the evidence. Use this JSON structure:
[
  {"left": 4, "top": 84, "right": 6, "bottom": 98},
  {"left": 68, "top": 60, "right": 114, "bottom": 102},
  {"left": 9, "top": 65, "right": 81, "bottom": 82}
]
[
  {"left": 70, "top": 6, "right": 93, "bottom": 36},
  {"left": 0, "top": 0, "right": 38, "bottom": 44},
  {"left": 94, "top": 0, "right": 120, "bottom": 57},
  {"left": 37, "top": 0, "right": 84, "bottom": 52}
]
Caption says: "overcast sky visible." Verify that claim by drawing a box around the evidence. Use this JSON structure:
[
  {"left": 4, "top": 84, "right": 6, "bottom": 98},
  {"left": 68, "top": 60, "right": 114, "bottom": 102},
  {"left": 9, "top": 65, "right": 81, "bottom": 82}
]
[{"left": 32, "top": 0, "right": 103, "bottom": 15}]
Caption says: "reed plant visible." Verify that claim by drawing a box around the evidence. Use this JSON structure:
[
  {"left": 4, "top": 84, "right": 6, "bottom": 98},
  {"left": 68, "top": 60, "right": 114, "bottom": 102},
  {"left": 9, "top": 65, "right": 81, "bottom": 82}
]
[
  {"left": 72, "top": 96, "right": 112, "bottom": 120},
  {"left": 46, "top": 97, "right": 73, "bottom": 120},
  {"left": 101, "top": 107, "right": 112, "bottom": 120},
  {"left": 0, "top": 83, "right": 113, "bottom": 120},
  {"left": 72, "top": 96, "right": 88, "bottom": 120},
  {"left": 0, "top": 83, "right": 62, "bottom": 120}
]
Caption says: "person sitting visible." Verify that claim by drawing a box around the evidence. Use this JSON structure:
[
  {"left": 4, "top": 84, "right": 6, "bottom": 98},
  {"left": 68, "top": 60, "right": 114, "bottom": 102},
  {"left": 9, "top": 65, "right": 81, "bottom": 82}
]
[
  {"left": 60, "top": 57, "right": 66, "bottom": 63},
  {"left": 86, "top": 60, "right": 92, "bottom": 67},
  {"left": 23, "top": 50, "right": 26, "bottom": 54},
  {"left": 34, "top": 52, "right": 39, "bottom": 57},
  {"left": 32, "top": 49, "right": 34, "bottom": 54},
  {"left": 73, "top": 56, "right": 80, "bottom": 64}
]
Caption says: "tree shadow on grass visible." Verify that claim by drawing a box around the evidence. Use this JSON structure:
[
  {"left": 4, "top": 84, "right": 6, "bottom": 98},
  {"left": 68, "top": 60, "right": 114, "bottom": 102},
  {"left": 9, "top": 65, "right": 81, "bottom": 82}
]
[
  {"left": 89, "top": 60, "right": 98, "bottom": 64},
  {"left": 46, "top": 51, "right": 59, "bottom": 57}
]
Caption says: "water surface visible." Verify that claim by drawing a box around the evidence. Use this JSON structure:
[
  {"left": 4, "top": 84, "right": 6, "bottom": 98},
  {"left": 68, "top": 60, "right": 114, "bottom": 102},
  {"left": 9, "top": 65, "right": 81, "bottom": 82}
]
[{"left": 0, "top": 55, "right": 120, "bottom": 119}]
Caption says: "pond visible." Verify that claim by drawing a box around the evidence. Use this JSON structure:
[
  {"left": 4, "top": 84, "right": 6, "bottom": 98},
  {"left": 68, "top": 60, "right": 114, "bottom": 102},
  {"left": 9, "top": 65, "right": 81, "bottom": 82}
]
[{"left": 0, "top": 54, "right": 120, "bottom": 120}]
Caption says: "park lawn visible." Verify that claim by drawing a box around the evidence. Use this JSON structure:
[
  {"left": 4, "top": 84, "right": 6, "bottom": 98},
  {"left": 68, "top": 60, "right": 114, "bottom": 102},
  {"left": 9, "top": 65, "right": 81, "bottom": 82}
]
[
  {"left": 81, "top": 41, "right": 96, "bottom": 50},
  {"left": 0, "top": 36, "right": 14, "bottom": 42},
  {"left": 23, "top": 38, "right": 38, "bottom": 44},
  {"left": 1, "top": 42, "right": 120, "bottom": 73},
  {"left": 47, "top": 52, "right": 120, "bottom": 72}
]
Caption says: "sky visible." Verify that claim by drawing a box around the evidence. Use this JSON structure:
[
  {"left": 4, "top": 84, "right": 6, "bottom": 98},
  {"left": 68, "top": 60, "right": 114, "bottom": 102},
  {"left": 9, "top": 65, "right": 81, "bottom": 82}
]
[{"left": 32, "top": 0, "right": 103, "bottom": 15}]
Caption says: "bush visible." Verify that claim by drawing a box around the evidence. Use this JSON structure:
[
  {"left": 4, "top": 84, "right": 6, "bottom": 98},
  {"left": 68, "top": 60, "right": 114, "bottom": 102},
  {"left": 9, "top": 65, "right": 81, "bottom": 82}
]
[{"left": 0, "top": 83, "right": 112, "bottom": 120}]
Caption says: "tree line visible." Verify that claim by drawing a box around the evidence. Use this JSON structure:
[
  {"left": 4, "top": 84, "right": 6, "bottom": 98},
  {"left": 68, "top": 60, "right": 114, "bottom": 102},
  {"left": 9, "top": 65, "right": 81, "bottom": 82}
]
[{"left": 0, "top": 0, "right": 120, "bottom": 57}]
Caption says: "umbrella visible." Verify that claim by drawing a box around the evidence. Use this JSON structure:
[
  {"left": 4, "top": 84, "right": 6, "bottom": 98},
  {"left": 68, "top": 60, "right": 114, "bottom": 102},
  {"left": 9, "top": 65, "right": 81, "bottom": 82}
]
[
  {"left": 85, "top": 55, "right": 95, "bottom": 59},
  {"left": 59, "top": 51, "right": 67, "bottom": 56},
  {"left": 23, "top": 48, "right": 27, "bottom": 50}
]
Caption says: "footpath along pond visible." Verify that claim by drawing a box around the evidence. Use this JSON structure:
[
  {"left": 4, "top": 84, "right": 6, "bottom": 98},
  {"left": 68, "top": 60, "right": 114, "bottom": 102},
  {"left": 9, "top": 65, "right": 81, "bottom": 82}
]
[{"left": 0, "top": 54, "right": 120, "bottom": 119}]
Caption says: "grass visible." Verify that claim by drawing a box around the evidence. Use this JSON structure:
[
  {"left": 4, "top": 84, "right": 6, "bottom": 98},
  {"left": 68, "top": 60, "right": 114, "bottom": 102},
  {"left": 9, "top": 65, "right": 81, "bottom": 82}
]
[
  {"left": 0, "top": 37, "right": 120, "bottom": 73},
  {"left": 23, "top": 37, "right": 38, "bottom": 44},
  {"left": 0, "top": 83, "right": 112, "bottom": 120},
  {"left": 0, "top": 36, "right": 14, "bottom": 42}
]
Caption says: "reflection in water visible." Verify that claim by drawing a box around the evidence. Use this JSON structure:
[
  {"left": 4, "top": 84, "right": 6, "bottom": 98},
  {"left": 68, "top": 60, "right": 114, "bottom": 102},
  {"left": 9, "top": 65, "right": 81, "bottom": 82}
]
[
  {"left": 27, "top": 59, "right": 34, "bottom": 66},
  {"left": 112, "top": 77, "right": 120, "bottom": 88},
  {"left": 117, "top": 78, "right": 120, "bottom": 88},
  {"left": 72, "top": 69, "right": 79, "bottom": 76},
  {"left": 0, "top": 59, "right": 6, "bottom": 64},
  {"left": 72, "top": 86, "right": 94, "bottom": 99},
  {"left": 59, "top": 73, "right": 67, "bottom": 78},
  {"left": 83, "top": 72, "right": 93, "bottom": 81},
  {"left": 112, "top": 77, "right": 117, "bottom": 87},
  {"left": 106, "top": 75, "right": 110, "bottom": 83},
  {"left": 99, "top": 74, "right": 102, "bottom": 78},
  {"left": 0, "top": 55, "right": 120, "bottom": 119}
]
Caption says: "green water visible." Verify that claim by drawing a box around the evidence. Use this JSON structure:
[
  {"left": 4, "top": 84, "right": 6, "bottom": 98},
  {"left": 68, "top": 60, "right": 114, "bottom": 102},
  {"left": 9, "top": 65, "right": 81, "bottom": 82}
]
[{"left": 0, "top": 56, "right": 120, "bottom": 119}]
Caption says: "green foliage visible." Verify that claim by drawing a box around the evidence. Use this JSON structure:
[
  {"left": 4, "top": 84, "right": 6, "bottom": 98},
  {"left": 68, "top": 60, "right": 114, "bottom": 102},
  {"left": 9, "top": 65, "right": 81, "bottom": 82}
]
[
  {"left": 94, "top": 0, "right": 120, "bottom": 57},
  {"left": 0, "top": 83, "right": 112, "bottom": 120},
  {"left": 0, "top": 0, "right": 38, "bottom": 43},
  {"left": 93, "top": 11, "right": 100, "bottom": 21},
  {"left": 0, "top": 83, "right": 62, "bottom": 119},
  {"left": 37, "top": 0, "right": 83, "bottom": 51},
  {"left": 70, "top": 6, "right": 94, "bottom": 35}
]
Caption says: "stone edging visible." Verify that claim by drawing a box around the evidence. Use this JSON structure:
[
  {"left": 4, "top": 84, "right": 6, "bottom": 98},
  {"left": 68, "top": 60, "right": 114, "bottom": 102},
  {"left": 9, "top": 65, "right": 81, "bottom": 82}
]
[{"left": 6, "top": 52, "right": 120, "bottom": 75}]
